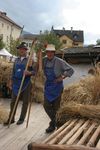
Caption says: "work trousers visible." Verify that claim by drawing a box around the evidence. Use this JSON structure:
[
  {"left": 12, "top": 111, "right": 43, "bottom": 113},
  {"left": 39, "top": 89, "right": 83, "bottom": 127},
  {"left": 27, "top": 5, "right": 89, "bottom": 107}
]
[
  {"left": 43, "top": 95, "right": 62, "bottom": 127},
  {"left": 8, "top": 82, "right": 32, "bottom": 121}
]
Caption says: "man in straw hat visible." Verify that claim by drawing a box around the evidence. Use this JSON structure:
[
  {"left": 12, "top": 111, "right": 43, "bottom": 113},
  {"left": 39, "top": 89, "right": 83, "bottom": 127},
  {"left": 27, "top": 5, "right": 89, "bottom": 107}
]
[
  {"left": 43, "top": 44, "right": 74, "bottom": 133},
  {"left": 4, "top": 42, "right": 35, "bottom": 125}
]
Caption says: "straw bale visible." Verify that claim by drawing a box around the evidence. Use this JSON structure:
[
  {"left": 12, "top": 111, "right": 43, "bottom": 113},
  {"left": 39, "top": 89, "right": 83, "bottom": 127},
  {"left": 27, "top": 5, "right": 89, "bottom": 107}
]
[
  {"left": 57, "top": 71, "right": 100, "bottom": 126},
  {"left": 31, "top": 71, "right": 45, "bottom": 103},
  {"left": 57, "top": 102, "right": 100, "bottom": 126},
  {"left": 61, "top": 75, "right": 100, "bottom": 106},
  {"left": 0, "top": 60, "right": 13, "bottom": 84},
  {"left": 0, "top": 105, "right": 9, "bottom": 123}
]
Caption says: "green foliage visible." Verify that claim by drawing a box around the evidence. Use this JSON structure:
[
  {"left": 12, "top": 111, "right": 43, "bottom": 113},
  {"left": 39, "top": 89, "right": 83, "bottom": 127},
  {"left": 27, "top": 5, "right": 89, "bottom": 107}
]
[
  {"left": 7, "top": 38, "right": 21, "bottom": 56},
  {"left": 0, "top": 39, "right": 5, "bottom": 50},
  {"left": 35, "top": 30, "right": 62, "bottom": 52},
  {"left": 96, "top": 39, "right": 100, "bottom": 45}
]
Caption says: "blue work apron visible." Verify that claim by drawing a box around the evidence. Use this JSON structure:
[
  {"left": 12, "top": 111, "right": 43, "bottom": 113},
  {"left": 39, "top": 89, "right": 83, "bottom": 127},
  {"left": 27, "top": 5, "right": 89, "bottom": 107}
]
[
  {"left": 12, "top": 63, "right": 30, "bottom": 96},
  {"left": 44, "top": 60, "right": 63, "bottom": 102}
]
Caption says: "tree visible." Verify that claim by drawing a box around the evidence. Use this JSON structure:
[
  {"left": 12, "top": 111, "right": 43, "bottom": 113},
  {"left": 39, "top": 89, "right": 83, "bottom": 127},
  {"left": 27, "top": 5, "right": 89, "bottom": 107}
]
[
  {"left": 35, "top": 30, "right": 62, "bottom": 52},
  {"left": 7, "top": 38, "right": 21, "bottom": 56},
  {"left": 96, "top": 39, "right": 100, "bottom": 45},
  {"left": 0, "top": 39, "right": 5, "bottom": 50}
]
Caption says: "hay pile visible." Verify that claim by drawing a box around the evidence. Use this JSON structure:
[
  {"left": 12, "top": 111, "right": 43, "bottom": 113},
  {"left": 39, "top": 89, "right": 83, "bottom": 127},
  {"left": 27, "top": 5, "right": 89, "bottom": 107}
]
[
  {"left": 31, "top": 71, "right": 45, "bottom": 103},
  {"left": 0, "top": 105, "right": 9, "bottom": 123},
  {"left": 57, "top": 72, "right": 100, "bottom": 126},
  {"left": 0, "top": 60, "right": 13, "bottom": 84}
]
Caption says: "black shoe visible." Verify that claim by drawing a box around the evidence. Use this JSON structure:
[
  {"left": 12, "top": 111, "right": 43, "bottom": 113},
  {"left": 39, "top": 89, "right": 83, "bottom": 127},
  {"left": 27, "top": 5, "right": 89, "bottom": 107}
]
[
  {"left": 16, "top": 119, "right": 24, "bottom": 125},
  {"left": 45, "top": 126, "right": 55, "bottom": 133},
  {"left": 3, "top": 120, "right": 15, "bottom": 126}
]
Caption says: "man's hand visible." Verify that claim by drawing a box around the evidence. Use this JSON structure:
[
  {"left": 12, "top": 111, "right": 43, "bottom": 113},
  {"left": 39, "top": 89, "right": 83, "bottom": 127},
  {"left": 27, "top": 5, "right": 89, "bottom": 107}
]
[
  {"left": 55, "top": 75, "right": 65, "bottom": 83},
  {"left": 24, "top": 70, "right": 32, "bottom": 76}
]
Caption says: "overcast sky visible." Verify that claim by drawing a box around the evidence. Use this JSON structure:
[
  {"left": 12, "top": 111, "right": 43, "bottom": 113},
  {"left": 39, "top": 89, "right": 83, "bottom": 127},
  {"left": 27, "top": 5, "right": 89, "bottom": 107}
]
[{"left": 0, "top": 0, "right": 100, "bottom": 45}]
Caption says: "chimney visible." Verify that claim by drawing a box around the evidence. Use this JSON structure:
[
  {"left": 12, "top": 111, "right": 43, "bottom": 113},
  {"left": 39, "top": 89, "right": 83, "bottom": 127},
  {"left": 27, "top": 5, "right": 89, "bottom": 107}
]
[
  {"left": 71, "top": 27, "right": 73, "bottom": 33},
  {"left": 62, "top": 27, "right": 65, "bottom": 31}
]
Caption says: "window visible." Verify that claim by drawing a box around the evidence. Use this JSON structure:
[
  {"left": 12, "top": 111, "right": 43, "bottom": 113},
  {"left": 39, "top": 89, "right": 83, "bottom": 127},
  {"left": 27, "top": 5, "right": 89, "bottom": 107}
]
[
  {"left": 7, "top": 25, "right": 9, "bottom": 30},
  {"left": 62, "top": 40, "right": 67, "bottom": 44}
]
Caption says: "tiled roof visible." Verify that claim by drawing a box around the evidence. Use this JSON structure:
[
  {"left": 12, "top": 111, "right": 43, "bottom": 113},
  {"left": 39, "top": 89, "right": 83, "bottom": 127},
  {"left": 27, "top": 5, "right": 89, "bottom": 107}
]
[
  {"left": 52, "top": 29, "right": 84, "bottom": 42},
  {"left": 62, "top": 47, "right": 100, "bottom": 54},
  {"left": 0, "top": 11, "right": 22, "bottom": 29}
]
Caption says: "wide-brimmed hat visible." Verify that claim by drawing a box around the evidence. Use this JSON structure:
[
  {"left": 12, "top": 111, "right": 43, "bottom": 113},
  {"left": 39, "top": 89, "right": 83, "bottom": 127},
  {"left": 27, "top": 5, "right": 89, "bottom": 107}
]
[
  {"left": 17, "top": 42, "right": 28, "bottom": 50},
  {"left": 45, "top": 44, "right": 56, "bottom": 51}
]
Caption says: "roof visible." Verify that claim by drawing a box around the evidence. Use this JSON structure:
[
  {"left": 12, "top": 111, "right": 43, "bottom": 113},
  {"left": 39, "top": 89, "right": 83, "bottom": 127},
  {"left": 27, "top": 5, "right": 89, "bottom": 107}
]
[
  {"left": 20, "top": 31, "right": 39, "bottom": 40},
  {"left": 52, "top": 29, "right": 84, "bottom": 42},
  {"left": 61, "top": 47, "right": 100, "bottom": 54},
  {"left": 0, "top": 11, "right": 22, "bottom": 29}
]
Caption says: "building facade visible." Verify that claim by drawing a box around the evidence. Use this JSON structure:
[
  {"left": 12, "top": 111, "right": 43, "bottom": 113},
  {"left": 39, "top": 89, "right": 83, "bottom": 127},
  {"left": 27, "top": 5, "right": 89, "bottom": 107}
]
[
  {"left": 52, "top": 27, "right": 84, "bottom": 48},
  {"left": 0, "top": 11, "right": 22, "bottom": 47}
]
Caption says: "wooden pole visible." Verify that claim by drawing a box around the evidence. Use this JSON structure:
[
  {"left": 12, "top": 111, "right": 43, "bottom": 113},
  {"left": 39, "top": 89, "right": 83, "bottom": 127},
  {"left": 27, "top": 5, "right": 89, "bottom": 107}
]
[
  {"left": 87, "top": 125, "right": 100, "bottom": 147},
  {"left": 58, "top": 119, "right": 85, "bottom": 144},
  {"left": 26, "top": 74, "right": 37, "bottom": 128},
  {"left": 66, "top": 120, "right": 90, "bottom": 145},
  {"left": 28, "top": 143, "right": 100, "bottom": 150},
  {"left": 42, "top": 120, "right": 72, "bottom": 144},
  {"left": 48, "top": 119, "right": 78, "bottom": 144},
  {"left": 77, "top": 122, "right": 97, "bottom": 145},
  {"left": 8, "top": 40, "right": 36, "bottom": 128}
]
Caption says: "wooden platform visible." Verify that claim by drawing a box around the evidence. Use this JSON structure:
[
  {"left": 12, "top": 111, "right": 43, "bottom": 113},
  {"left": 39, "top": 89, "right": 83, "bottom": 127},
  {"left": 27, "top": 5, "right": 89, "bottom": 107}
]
[
  {"left": 0, "top": 99, "right": 50, "bottom": 150},
  {"left": 28, "top": 119, "right": 100, "bottom": 150}
]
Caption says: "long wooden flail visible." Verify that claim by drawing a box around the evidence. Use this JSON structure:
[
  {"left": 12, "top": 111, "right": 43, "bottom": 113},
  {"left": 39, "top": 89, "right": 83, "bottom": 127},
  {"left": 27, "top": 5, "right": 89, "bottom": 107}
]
[
  {"left": 8, "top": 40, "right": 36, "bottom": 128},
  {"left": 26, "top": 73, "right": 37, "bottom": 128},
  {"left": 26, "top": 48, "right": 42, "bottom": 128}
]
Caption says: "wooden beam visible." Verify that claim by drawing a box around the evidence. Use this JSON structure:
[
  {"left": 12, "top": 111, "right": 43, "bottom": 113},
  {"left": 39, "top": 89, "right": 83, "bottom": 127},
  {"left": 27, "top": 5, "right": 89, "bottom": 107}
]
[
  {"left": 28, "top": 143, "right": 100, "bottom": 150},
  {"left": 87, "top": 125, "right": 100, "bottom": 147},
  {"left": 58, "top": 119, "right": 85, "bottom": 144},
  {"left": 77, "top": 122, "right": 96, "bottom": 145},
  {"left": 42, "top": 120, "right": 72, "bottom": 144},
  {"left": 96, "top": 140, "right": 100, "bottom": 149},
  {"left": 48, "top": 119, "right": 77, "bottom": 144}
]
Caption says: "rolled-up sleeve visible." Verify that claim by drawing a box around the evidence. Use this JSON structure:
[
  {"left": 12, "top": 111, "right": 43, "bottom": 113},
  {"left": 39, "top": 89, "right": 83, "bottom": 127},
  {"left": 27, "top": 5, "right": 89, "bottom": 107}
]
[{"left": 61, "top": 60, "right": 74, "bottom": 77}]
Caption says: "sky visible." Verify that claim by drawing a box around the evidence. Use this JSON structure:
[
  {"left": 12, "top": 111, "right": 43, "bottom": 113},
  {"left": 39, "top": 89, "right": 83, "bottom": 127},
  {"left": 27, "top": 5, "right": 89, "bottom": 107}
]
[{"left": 0, "top": 0, "right": 100, "bottom": 45}]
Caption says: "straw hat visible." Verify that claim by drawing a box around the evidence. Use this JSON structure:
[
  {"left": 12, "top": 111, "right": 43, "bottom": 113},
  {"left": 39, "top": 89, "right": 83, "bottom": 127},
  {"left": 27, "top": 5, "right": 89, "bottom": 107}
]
[{"left": 46, "top": 44, "right": 56, "bottom": 51}]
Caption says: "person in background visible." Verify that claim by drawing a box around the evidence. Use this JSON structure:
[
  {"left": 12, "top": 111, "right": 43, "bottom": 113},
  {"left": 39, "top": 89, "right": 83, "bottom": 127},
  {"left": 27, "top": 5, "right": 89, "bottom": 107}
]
[
  {"left": 43, "top": 44, "right": 74, "bottom": 133},
  {"left": 4, "top": 42, "right": 35, "bottom": 125}
]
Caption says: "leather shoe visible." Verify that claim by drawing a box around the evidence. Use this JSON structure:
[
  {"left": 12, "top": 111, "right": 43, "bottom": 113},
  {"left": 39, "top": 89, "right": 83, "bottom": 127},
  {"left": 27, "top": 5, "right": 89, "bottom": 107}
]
[
  {"left": 3, "top": 120, "right": 15, "bottom": 126},
  {"left": 45, "top": 126, "right": 55, "bottom": 133},
  {"left": 16, "top": 119, "right": 24, "bottom": 125}
]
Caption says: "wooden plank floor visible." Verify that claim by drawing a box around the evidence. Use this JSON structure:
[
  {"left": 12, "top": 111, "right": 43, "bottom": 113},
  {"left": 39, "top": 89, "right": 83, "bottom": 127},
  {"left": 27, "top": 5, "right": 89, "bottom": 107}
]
[{"left": 0, "top": 99, "right": 50, "bottom": 150}]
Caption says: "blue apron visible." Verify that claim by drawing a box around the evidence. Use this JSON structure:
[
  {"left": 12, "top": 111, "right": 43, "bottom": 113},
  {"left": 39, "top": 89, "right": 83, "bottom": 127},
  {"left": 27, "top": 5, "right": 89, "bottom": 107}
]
[
  {"left": 12, "top": 63, "right": 30, "bottom": 96},
  {"left": 44, "top": 60, "right": 63, "bottom": 102}
]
